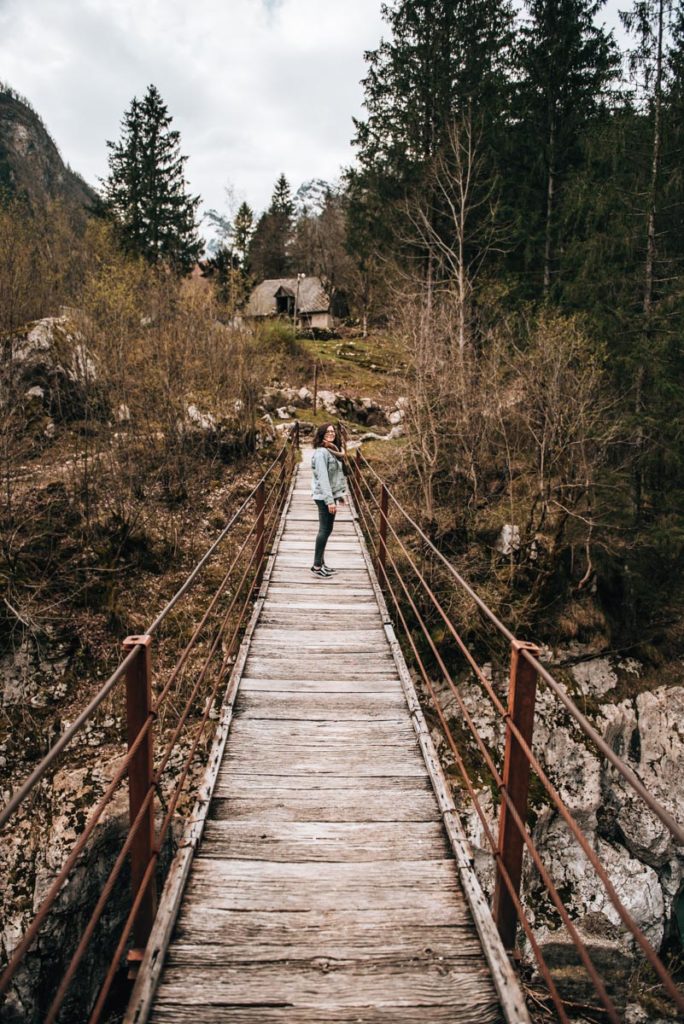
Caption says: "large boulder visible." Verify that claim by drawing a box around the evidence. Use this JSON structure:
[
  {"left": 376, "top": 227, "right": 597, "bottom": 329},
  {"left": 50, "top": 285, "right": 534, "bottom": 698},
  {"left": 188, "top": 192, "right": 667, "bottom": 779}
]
[{"left": 3, "top": 316, "right": 107, "bottom": 424}]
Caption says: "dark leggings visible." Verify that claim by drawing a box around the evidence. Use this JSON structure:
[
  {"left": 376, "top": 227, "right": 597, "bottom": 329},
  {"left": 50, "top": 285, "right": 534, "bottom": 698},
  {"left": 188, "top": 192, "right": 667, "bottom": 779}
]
[{"left": 314, "top": 499, "right": 335, "bottom": 566}]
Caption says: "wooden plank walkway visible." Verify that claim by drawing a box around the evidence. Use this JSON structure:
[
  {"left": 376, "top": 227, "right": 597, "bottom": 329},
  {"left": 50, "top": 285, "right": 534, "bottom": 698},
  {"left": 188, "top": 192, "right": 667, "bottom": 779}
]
[{"left": 127, "top": 449, "right": 529, "bottom": 1024}]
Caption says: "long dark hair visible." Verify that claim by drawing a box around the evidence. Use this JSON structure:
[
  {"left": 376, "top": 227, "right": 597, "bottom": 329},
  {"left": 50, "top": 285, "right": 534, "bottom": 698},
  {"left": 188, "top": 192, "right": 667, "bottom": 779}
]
[
  {"left": 312, "top": 423, "right": 334, "bottom": 449},
  {"left": 312, "top": 423, "right": 347, "bottom": 466}
]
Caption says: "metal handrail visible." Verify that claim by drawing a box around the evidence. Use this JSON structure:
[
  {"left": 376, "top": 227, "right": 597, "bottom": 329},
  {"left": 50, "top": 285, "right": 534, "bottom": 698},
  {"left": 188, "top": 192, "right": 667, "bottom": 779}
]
[
  {"left": 356, "top": 449, "right": 684, "bottom": 845},
  {"left": 0, "top": 423, "right": 300, "bottom": 1021},
  {"left": 350, "top": 448, "right": 684, "bottom": 1021}
]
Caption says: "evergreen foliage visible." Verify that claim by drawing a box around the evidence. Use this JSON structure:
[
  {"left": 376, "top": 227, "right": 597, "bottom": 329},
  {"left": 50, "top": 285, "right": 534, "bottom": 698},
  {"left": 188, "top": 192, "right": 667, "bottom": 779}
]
[
  {"left": 232, "top": 201, "right": 254, "bottom": 269},
  {"left": 248, "top": 173, "right": 294, "bottom": 279},
  {"left": 347, "top": 0, "right": 684, "bottom": 642},
  {"left": 102, "top": 84, "right": 203, "bottom": 273},
  {"left": 511, "top": 0, "right": 619, "bottom": 296}
]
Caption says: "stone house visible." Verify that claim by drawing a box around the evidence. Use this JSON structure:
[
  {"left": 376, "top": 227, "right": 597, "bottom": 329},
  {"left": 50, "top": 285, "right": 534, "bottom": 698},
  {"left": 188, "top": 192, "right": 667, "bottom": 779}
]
[{"left": 244, "top": 276, "right": 347, "bottom": 331}]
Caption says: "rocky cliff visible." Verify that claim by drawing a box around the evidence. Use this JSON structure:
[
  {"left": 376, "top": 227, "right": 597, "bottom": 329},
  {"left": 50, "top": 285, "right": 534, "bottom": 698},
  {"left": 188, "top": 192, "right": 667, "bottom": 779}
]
[{"left": 0, "top": 85, "right": 95, "bottom": 211}]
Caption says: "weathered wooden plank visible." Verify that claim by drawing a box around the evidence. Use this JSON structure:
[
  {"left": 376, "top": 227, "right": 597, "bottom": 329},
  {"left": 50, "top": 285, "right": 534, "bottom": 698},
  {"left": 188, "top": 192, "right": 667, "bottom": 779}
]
[
  {"left": 238, "top": 678, "right": 402, "bottom": 694},
  {"left": 173, "top": 906, "right": 473, "bottom": 943},
  {"left": 257, "top": 614, "right": 383, "bottom": 628},
  {"left": 276, "top": 558, "right": 368, "bottom": 569},
  {"left": 249, "top": 640, "right": 390, "bottom": 655},
  {"left": 182, "top": 858, "right": 463, "bottom": 914},
  {"left": 170, "top": 914, "right": 478, "bottom": 955},
  {"left": 165, "top": 944, "right": 487, "bottom": 966},
  {"left": 198, "top": 820, "right": 450, "bottom": 862},
  {"left": 213, "top": 772, "right": 433, "bottom": 793},
  {"left": 242, "top": 659, "right": 397, "bottom": 680},
  {"left": 152, "top": 960, "right": 502, "bottom": 1009},
  {"left": 269, "top": 569, "right": 369, "bottom": 583},
  {"left": 225, "top": 719, "right": 413, "bottom": 743},
  {"left": 251, "top": 626, "right": 385, "bottom": 638},
  {"left": 218, "top": 751, "right": 428, "bottom": 778},
  {"left": 209, "top": 791, "right": 441, "bottom": 822},
  {"left": 233, "top": 694, "right": 408, "bottom": 721},
  {"left": 151, "top": 1006, "right": 502, "bottom": 1024},
  {"left": 265, "top": 585, "right": 377, "bottom": 598}
]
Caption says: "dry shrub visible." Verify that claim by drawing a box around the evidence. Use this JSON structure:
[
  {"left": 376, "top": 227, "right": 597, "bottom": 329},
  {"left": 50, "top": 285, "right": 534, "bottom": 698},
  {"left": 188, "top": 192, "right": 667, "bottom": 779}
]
[
  {"left": 397, "top": 293, "right": 625, "bottom": 634},
  {"left": 0, "top": 218, "right": 272, "bottom": 653}
]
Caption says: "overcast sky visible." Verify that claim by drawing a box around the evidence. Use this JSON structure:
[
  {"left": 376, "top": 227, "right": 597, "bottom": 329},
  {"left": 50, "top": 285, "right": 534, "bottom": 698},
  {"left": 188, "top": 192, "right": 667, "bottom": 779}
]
[
  {"left": 0, "top": 0, "right": 386, "bottom": 226},
  {"left": 0, "top": 0, "right": 628, "bottom": 234}
]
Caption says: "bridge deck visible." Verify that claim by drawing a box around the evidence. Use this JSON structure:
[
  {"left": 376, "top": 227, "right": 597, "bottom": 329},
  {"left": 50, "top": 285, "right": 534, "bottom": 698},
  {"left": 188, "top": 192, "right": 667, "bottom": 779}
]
[{"left": 130, "top": 450, "right": 527, "bottom": 1023}]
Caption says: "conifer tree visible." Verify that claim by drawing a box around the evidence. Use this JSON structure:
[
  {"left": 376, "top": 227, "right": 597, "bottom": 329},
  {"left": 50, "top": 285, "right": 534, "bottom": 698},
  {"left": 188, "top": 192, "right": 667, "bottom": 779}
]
[
  {"left": 232, "top": 201, "right": 254, "bottom": 269},
  {"left": 512, "top": 0, "right": 618, "bottom": 296},
  {"left": 248, "top": 174, "right": 294, "bottom": 279},
  {"left": 269, "top": 173, "right": 294, "bottom": 217},
  {"left": 350, "top": 0, "right": 514, "bottom": 270},
  {"left": 103, "top": 84, "right": 203, "bottom": 272}
]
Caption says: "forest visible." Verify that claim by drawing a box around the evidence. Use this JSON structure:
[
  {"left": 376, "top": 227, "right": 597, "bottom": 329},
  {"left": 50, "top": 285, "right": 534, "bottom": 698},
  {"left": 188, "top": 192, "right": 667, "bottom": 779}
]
[
  {"left": 5, "top": 0, "right": 682, "bottom": 652},
  {"left": 1, "top": 0, "right": 684, "bottom": 1021}
]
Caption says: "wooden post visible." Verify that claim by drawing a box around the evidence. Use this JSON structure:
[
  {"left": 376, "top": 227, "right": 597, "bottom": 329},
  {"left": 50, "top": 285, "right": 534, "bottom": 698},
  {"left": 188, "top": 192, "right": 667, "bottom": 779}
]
[
  {"left": 493, "top": 640, "right": 540, "bottom": 950},
  {"left": 255, "top": 479, "right": 265, "bottom": 586},
  {"left": 122, "top": 634, "right": 157, "bottom": 957},
  {"left": 312, "top": 363, "right": 318, "bottom": 416},
  {"left": 377, "top": 484, "right": 388, "bottom": 583}
]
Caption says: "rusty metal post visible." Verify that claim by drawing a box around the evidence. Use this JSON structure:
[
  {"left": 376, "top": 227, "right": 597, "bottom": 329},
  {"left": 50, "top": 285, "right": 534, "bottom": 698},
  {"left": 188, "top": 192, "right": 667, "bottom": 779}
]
[
  {"left": 352, "top": 448, "right": 362, "bottom": 506},
  {"left": 122, "top": 634, "right": 157, "bottom": 958},
  {"left": 493, "top": 640, "right": 540, "bottom": 950},
  {"left": 312, "top": 363, "right": 318, "bottom": 416},
  {"left": 255, "top": 479, "right": 265, "bottom": 586},
  {"left": 279, "top": 445, "right": 287, "bottom": 505},
  {"left": 377, "top": 484, "right": 389, "bottom": 583}
]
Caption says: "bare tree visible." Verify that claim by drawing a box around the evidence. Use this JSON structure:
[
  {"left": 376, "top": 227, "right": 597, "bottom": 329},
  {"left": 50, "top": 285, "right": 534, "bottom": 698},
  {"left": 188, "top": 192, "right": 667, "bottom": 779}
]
[{"left": 404, "top": 114, "right": 507, "bottom": 357}]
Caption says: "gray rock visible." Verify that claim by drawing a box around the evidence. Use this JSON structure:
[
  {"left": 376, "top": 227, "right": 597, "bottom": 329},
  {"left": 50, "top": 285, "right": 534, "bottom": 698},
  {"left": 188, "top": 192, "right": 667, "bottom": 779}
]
[
  {"left": 0, "top": 636, "right": 70, "bottom": 708},
  {"left": 572, "top": 657, "right": 618, "bottom": 697},
  {"left": 495, "top": 524, "right": 520, "bottom": 555},
  {"left": 609, "top": 687, "right": 684, "bottom": 870},
  {"left": 4, "top": 316, "right": 106, "bottom": 423},
  {"left": 315, "top": 389, "right": 339, "bottom": 415},
  {"left": 186, "top": 404, "right": 216, "bottom": 431}
]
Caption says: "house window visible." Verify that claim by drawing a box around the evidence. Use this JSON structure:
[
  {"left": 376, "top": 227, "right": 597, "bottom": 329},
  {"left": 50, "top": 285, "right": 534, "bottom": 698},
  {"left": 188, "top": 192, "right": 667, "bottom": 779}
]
[{"left": 276, "top": 294, "right": 294, "bottom": 316}]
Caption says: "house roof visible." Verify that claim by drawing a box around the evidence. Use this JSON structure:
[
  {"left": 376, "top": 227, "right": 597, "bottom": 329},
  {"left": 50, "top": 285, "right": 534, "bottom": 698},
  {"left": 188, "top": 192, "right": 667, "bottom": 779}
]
[{"left": 245, "top": 276, "right": 331, "bottom": 317}]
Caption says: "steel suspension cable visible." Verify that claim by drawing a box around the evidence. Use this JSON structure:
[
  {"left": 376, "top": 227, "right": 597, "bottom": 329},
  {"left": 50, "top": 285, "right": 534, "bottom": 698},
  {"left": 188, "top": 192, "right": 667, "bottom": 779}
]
[
  {"left": 354, "top": 463, "right": 684, "bottom": 1012},
  {"left": 357, "top": 452, "right": 684, "bottom": 845},
  {"left": 353, "top": 480, "right": 621, "bottom": 1022}
]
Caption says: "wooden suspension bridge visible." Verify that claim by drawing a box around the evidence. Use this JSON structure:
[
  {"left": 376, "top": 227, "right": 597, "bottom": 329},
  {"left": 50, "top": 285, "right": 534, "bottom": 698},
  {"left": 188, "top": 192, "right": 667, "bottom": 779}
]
[
  {"left": 1, "top": 430, "right": 682, "bottom": 1024},
  {"left": 126, "top": 446, "right": 527, "bottom": 1023}
]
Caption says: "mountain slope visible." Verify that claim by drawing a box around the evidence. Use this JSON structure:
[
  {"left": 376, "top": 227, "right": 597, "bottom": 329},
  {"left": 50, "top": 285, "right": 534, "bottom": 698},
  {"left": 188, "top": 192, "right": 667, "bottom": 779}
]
[{"left": 0, "top": 84, "right": 95, "bottom": 210}]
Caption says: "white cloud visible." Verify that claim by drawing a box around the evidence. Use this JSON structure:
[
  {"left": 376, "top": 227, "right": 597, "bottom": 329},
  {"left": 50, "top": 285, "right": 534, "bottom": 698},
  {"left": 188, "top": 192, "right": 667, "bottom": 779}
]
[{"left": 0, "top": 0, "right": 385, "bottom": 220}]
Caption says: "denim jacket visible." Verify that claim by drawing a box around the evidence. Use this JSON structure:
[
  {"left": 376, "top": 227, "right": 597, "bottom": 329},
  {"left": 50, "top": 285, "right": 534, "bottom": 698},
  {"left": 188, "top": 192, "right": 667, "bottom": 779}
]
[{"left": 311, "top": 447, "right": 346, "bottom": 505}]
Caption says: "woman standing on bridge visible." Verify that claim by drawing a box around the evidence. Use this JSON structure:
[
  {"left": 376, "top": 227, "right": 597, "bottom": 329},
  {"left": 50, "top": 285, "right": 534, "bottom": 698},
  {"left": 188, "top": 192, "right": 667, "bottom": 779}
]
[{"left": 310, "top": 423, "right": 347, "bottom": 577}]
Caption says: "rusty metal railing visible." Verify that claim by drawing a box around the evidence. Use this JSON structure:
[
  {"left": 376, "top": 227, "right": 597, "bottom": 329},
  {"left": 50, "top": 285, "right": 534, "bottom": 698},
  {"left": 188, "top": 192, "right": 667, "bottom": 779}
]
[
  {"left": 349, "top": 447, "right": 684, "bottom": 1023},
  {"left": 0, "top": 422, "right": 299, "bottom": 1023}
]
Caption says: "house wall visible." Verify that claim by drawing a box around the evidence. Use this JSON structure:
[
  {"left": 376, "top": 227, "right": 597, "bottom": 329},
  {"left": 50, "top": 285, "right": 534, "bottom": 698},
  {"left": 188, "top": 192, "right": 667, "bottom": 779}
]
[{"left": 308, "top": 312, "right": 334, "bottom": 330}]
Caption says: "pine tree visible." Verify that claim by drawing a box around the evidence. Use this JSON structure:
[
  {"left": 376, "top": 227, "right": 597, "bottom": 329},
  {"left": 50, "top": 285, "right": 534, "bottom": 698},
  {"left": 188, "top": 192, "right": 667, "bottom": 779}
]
[
  {"left": 232, "top": 201, "right": 254, "bottom": 269},
  {"left": 620, "top": 0, "right": 683, "bottom": 515},
  {"left": 248, "top": 175, "right": 294, "bottom": 279},
  {"left": 102, "top": 84, "right": 203, "bottom": 272},
  {"left": 269, "top": 173, "right": 294, "bottom": 217},
  {"left": 349, "top": 0, "right": 515, "bottom": 270},
  {"left": 512, "top": 0, "right": 618, "bottom": 296}
]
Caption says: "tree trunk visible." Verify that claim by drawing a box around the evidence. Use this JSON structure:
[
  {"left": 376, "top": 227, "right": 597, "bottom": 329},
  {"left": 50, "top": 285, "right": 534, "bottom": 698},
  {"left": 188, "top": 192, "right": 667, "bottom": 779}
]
[
  {"left": 635, "top": 0, "right": 665, "bottom": 521},
  {"left": 543, "top": 117, "right": 557, "bottom": 299}
]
